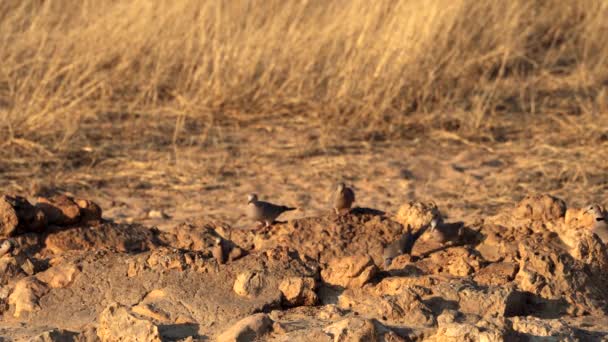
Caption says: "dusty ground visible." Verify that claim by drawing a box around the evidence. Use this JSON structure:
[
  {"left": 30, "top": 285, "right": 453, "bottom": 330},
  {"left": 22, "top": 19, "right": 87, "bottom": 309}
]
[{"left": 1, "top": 112, "right": 606, "bottom": 230}]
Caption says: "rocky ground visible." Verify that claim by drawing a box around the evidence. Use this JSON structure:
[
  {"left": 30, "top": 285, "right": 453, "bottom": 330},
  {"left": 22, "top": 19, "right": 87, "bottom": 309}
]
[{"left": 1, "top": 192, "right": 608, "bottom": 341}]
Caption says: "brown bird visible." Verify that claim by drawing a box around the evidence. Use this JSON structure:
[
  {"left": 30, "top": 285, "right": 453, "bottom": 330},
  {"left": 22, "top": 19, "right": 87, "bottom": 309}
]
[
  {"left": 586, "top": 205, "right": 608, "bottom": 244},
  {"left": 246, "top": 193, "right": 296, "bottom": 227},
  {"left": 211, "top": 237, "right": 225, "bottom": 264},
  {"left": 383, "top": 226, "right": 414, "bottom": 267},
  {"left": 332, "top": 182, "right": 355, "bottom": 215}
]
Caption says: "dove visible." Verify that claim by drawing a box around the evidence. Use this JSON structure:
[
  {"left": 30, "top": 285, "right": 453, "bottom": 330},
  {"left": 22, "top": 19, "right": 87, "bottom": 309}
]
[
  {"left": 383, "top": 226, "right": 415, "bottom": 267},
  {"left": 247, "top": 193, "right": 296, "bottom": 227},
  {"left": 586, "top": 205, "right": 608, "bottom": 244},
  {"left": 427, "top": 219, "right": 462, "bottom": 245},
  {"left": 211, "top": 237, "right": 225, "bottom": 264},
  {"left": 332, "top": 182, "right": 355, "bottom": 215}
]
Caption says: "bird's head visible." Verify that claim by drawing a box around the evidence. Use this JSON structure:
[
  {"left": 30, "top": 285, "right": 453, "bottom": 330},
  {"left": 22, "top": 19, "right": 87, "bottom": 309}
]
[
  {"left": 247, "top": 193, "right": 258, "bottom": 204},
  {"left": 337, "top": 182, "right": 346, "bottom": 192},
  {"left": 586, "top": 205, "right": 605, "bottom": 221}
]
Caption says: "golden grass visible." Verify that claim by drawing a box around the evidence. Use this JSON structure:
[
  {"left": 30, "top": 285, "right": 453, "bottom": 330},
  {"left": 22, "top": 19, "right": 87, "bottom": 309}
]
[{"left": 1, "top": 0, "right": 607, "bottom": 144}]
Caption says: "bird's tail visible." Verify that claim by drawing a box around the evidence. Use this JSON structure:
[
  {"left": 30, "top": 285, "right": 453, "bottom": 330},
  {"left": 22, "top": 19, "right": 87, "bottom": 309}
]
[{"left": 283, "top": 206, "right": 297, "bottom": 211}]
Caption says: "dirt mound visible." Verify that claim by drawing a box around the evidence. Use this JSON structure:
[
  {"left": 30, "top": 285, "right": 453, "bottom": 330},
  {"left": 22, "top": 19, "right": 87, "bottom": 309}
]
[{"left": 0, "top": 193, "right": 607, "bottom": 340}]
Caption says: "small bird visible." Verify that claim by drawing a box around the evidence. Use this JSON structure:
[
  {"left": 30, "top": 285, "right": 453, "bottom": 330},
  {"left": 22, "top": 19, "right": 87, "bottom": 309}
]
[
  {"left": 383, "top": 227, "right": 415, "bottom": 267},
  {"left": 211, "top": 237, "right": 225, "bottom": 264},
  {"left": 426, "top": 218, "right": 461, "bottom": 245},
  {"left": 247, "top": 193, "right": 296, "bottom": 228},
  {"left": 332, "top": 182, "right": 355, "bottom": 215},
  {"left": 586, "top": 205, "right": 608, "bottom": 244},
  {"left": 0, "top": 239, "right": 12, "bottom": 258}
]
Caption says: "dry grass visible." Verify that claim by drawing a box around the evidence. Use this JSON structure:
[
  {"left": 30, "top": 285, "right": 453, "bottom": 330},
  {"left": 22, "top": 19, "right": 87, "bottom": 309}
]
[{"left": 0, "top": 0, "right": 607, "bottom": 145}]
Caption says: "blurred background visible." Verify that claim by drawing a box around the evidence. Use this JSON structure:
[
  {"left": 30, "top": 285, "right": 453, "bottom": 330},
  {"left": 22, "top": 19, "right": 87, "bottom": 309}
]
[{"left": 0, "top": 0, "right": 606, "bottom": 229}]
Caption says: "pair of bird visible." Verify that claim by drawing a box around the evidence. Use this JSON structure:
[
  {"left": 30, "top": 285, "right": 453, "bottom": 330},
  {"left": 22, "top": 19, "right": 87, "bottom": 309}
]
[{"left": 246, "top": 183, "right": 355, "bottom": 228}]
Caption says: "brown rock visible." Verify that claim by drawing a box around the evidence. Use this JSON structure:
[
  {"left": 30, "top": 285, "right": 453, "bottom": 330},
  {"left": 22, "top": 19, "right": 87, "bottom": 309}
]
[
  {"left": 279, "top": 276, "right": 318, "bottom": 306},
  {"left": 97, "top": 303, "right": 161, "bottom": 342},
  {"left": 0, "top": 195, "right": 47, "bottom": 236},
  {"left": 457, "top": 285, "right": 525, "bottom": 318},
  {"left": 28, "top": 329, "right": 77, "bottom": 342},
  {"left": 8, "top": 277, "right": 49, "bottom": 317},
  {"left": 321, "top": 255, "right": 377, "bottom": 289},
  {"left": 431, "top": 317, "right": 507, "bottom": 342},
  {"left": 513, "top": 194, "right": 566, "bottom": 222},
  {"left": 323, "top": 317, "right": 378, "bottom": 342},
  {"left": 36, "top": 263, "right": 79, "bottom": 288},
  {"left": 37, "top": 195, "right": 81, "bottom": 226},
  {"left": 234, "top": 270, "right": 266, "bottom": 298},
  {"left": 216, "top": 313, "right": 273, "bottom": 342},
  {"left": 74, "top": 198, "right": 103, "bottom": 224},
  {"left": 394, "top": 201, "right": 442, "bottom": 232},
  {"left": 338, "top": 287, "right": 436, "bottom": 326},
  {"left": 474, "top": 262, "right": 518, "bottom": 286},
  {"left": 44, "top": 222, "right": 160, "bottom": 254},
  {"left": 510, "top": 316, "right": 575, "bottom": 339},
  {"left": 0, "top": 196, "right": 19, "bottom": 237}
]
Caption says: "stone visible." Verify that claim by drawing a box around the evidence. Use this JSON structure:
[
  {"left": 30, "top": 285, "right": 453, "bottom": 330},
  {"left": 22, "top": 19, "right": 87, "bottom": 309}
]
[
  {"left": 510, "top": 316, "right": 575, "bottom": 339},
  {"left": 279, "top": 276, "right": 318, "bottom": 306},
  {"left": 0, "top": 195, "right": 47, "bottom": 236},
  {"left": 74, "top": 198, "right": 103, "bottom": 224},
  {"left": 321, "top": 255, "right": 377, "bottom": 289},
  {"left": 36, "top": 263, "right": 79, "bottom": 288},
  {"left": 474, "top": 262, "right": 519, "bottom": 286},
  {"left": 44, "top": 222, "right": 160, "bottom": 254},
  {"left": 394, "top": 201, "right": 442, "bottom": 232},
  {"left": 432, "top": 318, "right": 507, "bottom": 342},
  {"left": 8, "top": 277, "right": 49, "bottom": 317},
  {"left": 97, "top": 303, "right": 161, "bottom": 342},
  {"left": 323, "top": 317, "right": 377, "bottom": 342},
  {"left": 513, "top": 194, "right": 566, "bottom": 222},
  {"left": 37, "top": 195, "right": 81, "bottom": 226},
  {"left": 338, "top": 287, "right": 436, "bottom": 327},
  {"left": 233, "top": 271, "right": 266, "bottom": 298},
  {"left": 28, "top": 329, "right": 77, "bottom": 342},
  {"left": 216, "top": 313, "right": 273, "bottom": 342}
]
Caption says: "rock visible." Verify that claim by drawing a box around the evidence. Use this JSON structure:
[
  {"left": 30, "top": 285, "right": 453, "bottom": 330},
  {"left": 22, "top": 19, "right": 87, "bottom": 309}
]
[
  {"left": 431, "top": 318, "right": 507, "bottom": 342},
  {"left": 0, "top": 194, "right": 47, "bottom": 236},
  {"left": 323, "top": 317, "right": 377, "bottom": 342},
  {"left": 321, "top": 255, "right": 377, "bottom": 289},
  {"left": 97, "top": 303, "right": 161, "bottom": 342},
  {"left": 0, "top": 196, "right": 19, "bottom": 237},
  {"left": 37, "top": 195, "right": 81, "bottom": 226},
  {"left": 44, "top": 222, "right": 160, "bottom": 254},
  {"left": 510, "top": 316, "right": 575, "bottom": 339},
  {"left": 279, "top": 276, "right": 318, "bottom": 306},
  {"left": 338, "top": 287, "right": 436, "bottom": 327},
  {"left": 475, "top": 224, "right": 519, "bottom": 263},
  {"left": 74, "top": 198, "right": 103, "bottom": 224},
  {"left": 0, "top": 254, "right": 27, "bottom": 285},
  {"left": 28, "top": 329, "right": 78, "bottom": 342},
  {"left": 394, "top": 201, "right": 442, "bottom": 232},
  {"left": 228, "top": 214, "right": 404, "bottom": 265},
  {"left": 36, "top": 263, "right": 79, "bottom": 288},
  {"left": 216, "top": 313, "right": 273, "bottom": 342},
  {"left": 233, "top": 270, "right": 266, "bottom": 298},
  {"left": 8, "top": 277, "right": 49, "bottom": 317},
  {"left": 474, "top": 262, "right": 519, "bottom": 286},
  {"left": 513, "top": 194, "right": 566, "bottom": 222},
  {"left": 457, "top": 285, "right": 525, "bottom": 318}
]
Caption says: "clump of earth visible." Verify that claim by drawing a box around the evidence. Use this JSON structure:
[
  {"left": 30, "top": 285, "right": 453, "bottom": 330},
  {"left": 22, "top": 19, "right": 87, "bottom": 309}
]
[{"left": 0, "top": 192, "right": 607, "bottom": 341}]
